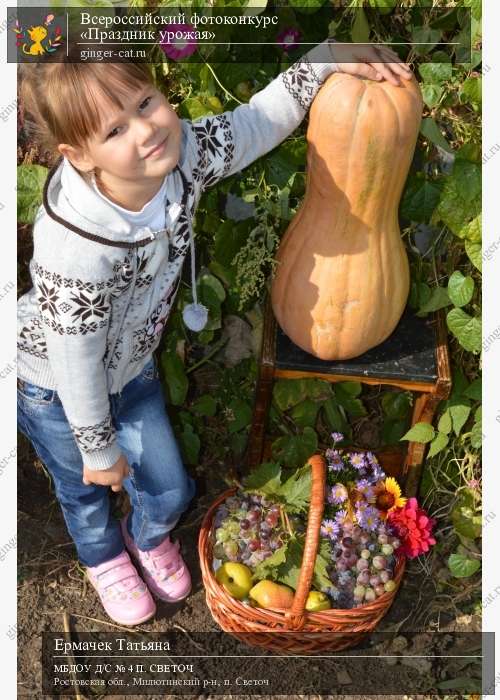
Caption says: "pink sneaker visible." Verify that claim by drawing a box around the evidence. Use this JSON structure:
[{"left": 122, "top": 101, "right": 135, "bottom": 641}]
[
  {"left": 121, "top": 517, "right": 192, "bottom": 603},
  {"left": 86, "top": 550, "right": 156, "bottom": 626}
]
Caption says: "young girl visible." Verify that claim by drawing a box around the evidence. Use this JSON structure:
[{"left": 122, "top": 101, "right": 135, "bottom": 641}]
[{"left": 17, "top": 39, "right": 411, "bottom": 626}]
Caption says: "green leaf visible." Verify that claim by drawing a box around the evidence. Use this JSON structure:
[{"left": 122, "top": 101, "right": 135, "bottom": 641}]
[
  {"left": 448, "top": 271, "right": 475, "bottom": 308},
  {"left": 337, "top": 381, "right": 362, "bottom": 397},
  {"left": 418, "top": 62, "right": 452, "bottom": 84},
  {"left": 273, "top": 379, "right": 331, "bottom": 412},
  {"left": 199, "top": 273, "right": 226, "bottom": 303},
  {"left": 214, "top": 221, "right": 248, "bottom": 267},
  {"left": 446, "top": 308, "right": 482, "bottom": 353},
  {"left": 465, "top": 239, "right": 482, "bottom": 272},
  {"left": 420, "top": 118, "right": 452, "bottom": 152},
  {"left": 464, "top": 378, "right": 481, "bottom": 401},
  {"left": 417, "top": 286, "right": 451, "bottom": 315},
  {"left": 382, "top": 419, "right": 410, "bottom": 445},
  {"left": 470, "top": 419, "right": 482, "bottom": 449},
  {"left": 277, "top": 463, "right": 312, "bottom": 513},
  {"left": 290, "top": 399, "right": 320, "bottom": 428},
  {"left": 178, "top": 424, "right": 200, "bottom": 465},
  {"left": 253, "top": 542, "right": 288, "bottom": 582},
  {"left": 191, "top": 394, "right": 217, "bottom": 417},
  {"left": 460, "top": 77, "right": 481, "bottom": 108},
  {"left": 275, "top": 536, "right": 304, "bottom": 590},
  {"left": 421, "top": 83, "right": 444, "bottom": 109},
  {"left": 351, "top": 8, "right": 370, "bottom": 43},
  {"left": 448, "top": 399, "right": 471, "bottom": 437},
  {"left": 226, "top": 398, "right": 252, "bottom": 434},
  {"left": 179, "top": 96, "right": 222, "bottom": 120},
  {"left": 381, "top": 392, "right": 412, "bottom": 420},
  {"left": 448, "top": 552, "right": 480, "bottom": 578},
  {"left": 322, "top": 398, "right": 350, "bottom": 436},
  {"left": 435, "top": 164, "right": 481, "bottom": 237},
  {"left": 427, "top": 431, "right": 449, "bottom": 458},
  {"left": 438, "top": 410, "right": 452, "bottom": 435},
  {"left": 401, "top": 178, "right": 441, "bottom": 223},
  {"left": 453, "top": 161, "right": 482, "bottom": 204},
  {"left": 451, "top": 490, "right": 482, "bottom": 539},
  {"left": 412, "top": 26, "right": 442, "bottom": 54},
  {"left": 401, "top": 422, "right": 435, "bottom": 443},
  {"left": 17, "top": 164, "right": 48, "bottom": 225},
  {"left": 264, "top": 139, "right": 307, "bottom": 189},
  {"left": 458, "top": 214, "right": 481, "bottom": 242},
  {"left": 313, "top": 539, "right": 334, "bottom": 592},
  {"left": 335, "top": 384, "right": 367, "bottom": 418},
  {"left": 161, "top": 351, "right": 188, "bottom": 406},
  {"left": 243, "top": 462, "right": 282, "bottom": 497},
  {"left": 272, "top": 429, "right": 317, "bottom": 476}
]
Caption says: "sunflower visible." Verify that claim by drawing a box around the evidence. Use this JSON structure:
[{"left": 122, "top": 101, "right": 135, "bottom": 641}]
[{"left": 374, "top": 477, "right": 407, "bottom": 518}]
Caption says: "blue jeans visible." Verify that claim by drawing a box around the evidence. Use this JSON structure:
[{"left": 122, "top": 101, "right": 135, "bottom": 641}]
[{"left": 17, "top": 357, "right": 196, "bottom": 567}]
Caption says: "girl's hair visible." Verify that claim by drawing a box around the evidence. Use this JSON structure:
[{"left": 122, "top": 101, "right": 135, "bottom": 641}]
[{"left": 20, "top": 59, "right": 155, "bottom": 165}]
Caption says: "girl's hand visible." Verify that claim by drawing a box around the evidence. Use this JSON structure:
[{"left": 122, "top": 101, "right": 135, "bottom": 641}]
[
  {"left": 83, "top": 454, "right": 129, "bottom": 492},
  {"left": 330, "top": 43, "right": 413, "bottom": 86}
]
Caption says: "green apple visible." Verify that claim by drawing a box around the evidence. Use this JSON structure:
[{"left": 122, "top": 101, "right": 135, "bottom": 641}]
[
  {"left": 215, "top": 562, "right": 253, "bottom": 600},
  {"left": 305, "top": 591, "right": 332, "bottom": 612}
]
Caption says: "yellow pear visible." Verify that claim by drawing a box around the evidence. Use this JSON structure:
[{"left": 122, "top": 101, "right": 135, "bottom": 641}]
[
  {"left": 249, "top": 580, "right": 295, "bottom": 610},
  {"left": 305, "top": 590, "right": 332, "bottom": 612}
]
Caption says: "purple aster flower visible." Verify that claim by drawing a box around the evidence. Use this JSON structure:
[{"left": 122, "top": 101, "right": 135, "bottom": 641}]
[
  {"left": 331, "top": 431, "right": 344, "bottom": 444},
  {"left": 329, "top": 483, "right": 348, "bottom": 505},
  {"left": 356, "top": 478, "right": 375, "bottom": 501},
  {"left": 334, "top": 509, "right": 348, "bottom": 525},
  {"left": 320, "top": 518, "right": 339, "bottom": 539},
  {"left": 326, "top": 449, "right": 344, "bottom": 471},
  {"left": 349, "top": 452, "right": 367, "bottom": 471},
  {"left": 357, "top": 505, "right": 380, "bottom": 532},
  {"left": 276, "top": 26, "right": 301, "bottom": 52}
]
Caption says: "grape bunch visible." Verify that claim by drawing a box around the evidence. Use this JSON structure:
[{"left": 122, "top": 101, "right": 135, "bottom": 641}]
[
  {"left": 326, "top": 520, "right": 401, "bottom": 609},
  {"left": 213, "top": 493, "right": 290, "bottom": 569}
]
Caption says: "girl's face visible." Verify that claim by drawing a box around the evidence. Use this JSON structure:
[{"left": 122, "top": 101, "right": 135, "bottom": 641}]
[{"left": 63, "top": 83, "right": 182, "bottom": 185}]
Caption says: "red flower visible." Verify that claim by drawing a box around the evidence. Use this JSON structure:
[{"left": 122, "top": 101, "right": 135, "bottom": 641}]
[{"left": 388, "top": 497, "right": 436, "bottom": 559}]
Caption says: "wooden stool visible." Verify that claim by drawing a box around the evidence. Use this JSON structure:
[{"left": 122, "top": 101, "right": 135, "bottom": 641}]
[{"left": 246, "top": 302, "right": 451, "bottom": 497}]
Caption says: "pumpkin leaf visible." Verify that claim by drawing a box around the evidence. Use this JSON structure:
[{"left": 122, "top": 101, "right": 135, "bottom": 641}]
[
  {"left": 427, "top": 431, "right": 449, "bottom": 458},
  {"left": 448, "top": 271, "right": 475, "bottom": 308},
  {"left": 448, "top": 552, "right": 480, "bottom": 578},
  {"left": 460, "top": 77, "right": 482, "bottom": 108},
  {"left": 322, "top": 398, "right": 350, "bottom": 436},
  {"left": 273, "top": 379, "right": 331, "bottom": 412},
  {"left": 458, "top": 214, "right": 481, "bottom": 242},
  {"left": 401, "top": 422, "right": 435, "bottom": 443},
  {"left": 334, "top": 384, "right": 367, "bottom": 418},
  {"left": 381, "top": 392, "right": 412, "bottom": 420},
  {"left": 446, "top": 308, "right": 482, "bottom": 353},
  {"left": 412, "top": 26, "right": 442, "bottom": 55}
]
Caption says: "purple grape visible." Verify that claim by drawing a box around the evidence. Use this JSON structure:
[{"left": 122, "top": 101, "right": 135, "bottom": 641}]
[
  {"left": 240, "top": 519, "right": 250, "bottom": 530},
  {"left": 356, "top": 558, "right": 369, "bottom": 572},
  {"left": 357, "top": 570, "right": 370, "bottom": 586},
  {"left": 249, "top": 539, "right": 261, "bottom": 552},
  {"left": 342, "top": 536, "right": 354, "bottom": 548}
]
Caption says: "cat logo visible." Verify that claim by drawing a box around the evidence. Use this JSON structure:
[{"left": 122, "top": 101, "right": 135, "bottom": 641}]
[{"left": 12, "top": 14, "right": 63, "bottom": 56}]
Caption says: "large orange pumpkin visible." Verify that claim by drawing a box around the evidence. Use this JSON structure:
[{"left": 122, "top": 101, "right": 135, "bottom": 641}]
[{"left": 271, "top": 73, "right": 423, "bottom": 360}]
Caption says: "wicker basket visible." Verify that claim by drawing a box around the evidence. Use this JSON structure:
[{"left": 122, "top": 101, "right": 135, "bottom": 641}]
[{"left": 198, "top": 454, "right": 405, "bottom": 654}]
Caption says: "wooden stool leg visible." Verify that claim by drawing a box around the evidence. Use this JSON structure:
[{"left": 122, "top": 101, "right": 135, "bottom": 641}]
[
  {"left": 243, "top": 296, "right": 277, "bottom": 474},
  {"left": 403, "top": 392, "right": 441, "bottom": 497}
]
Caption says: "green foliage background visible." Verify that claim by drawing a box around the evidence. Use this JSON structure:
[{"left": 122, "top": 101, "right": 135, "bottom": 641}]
[{"left": 18, "top": 0, "right": 483, "bottom": 610}]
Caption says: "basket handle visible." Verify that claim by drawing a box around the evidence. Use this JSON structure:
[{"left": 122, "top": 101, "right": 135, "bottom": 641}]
[{"left": 284, "top": 454, "right": 326, "bottom": 630}]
